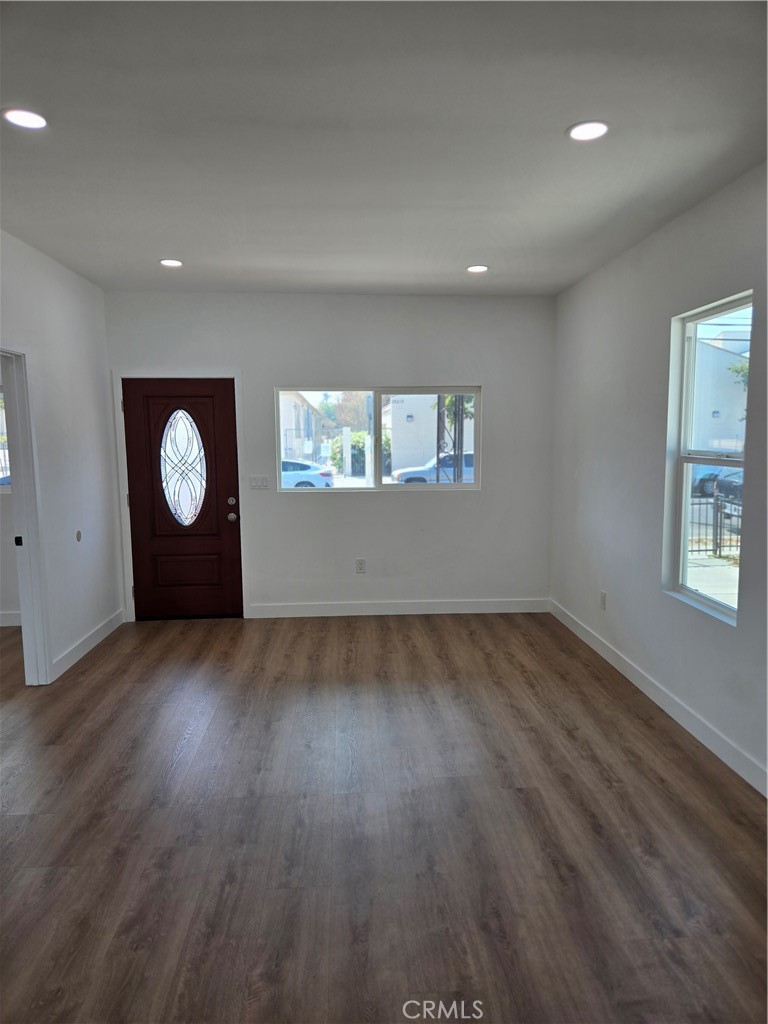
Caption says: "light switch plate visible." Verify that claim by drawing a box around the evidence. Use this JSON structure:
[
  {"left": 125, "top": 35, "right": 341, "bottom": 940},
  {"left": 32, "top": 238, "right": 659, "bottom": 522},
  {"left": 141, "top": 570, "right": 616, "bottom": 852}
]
[{"left": 250, "top": 475, "right": 269, "bottom": 490}]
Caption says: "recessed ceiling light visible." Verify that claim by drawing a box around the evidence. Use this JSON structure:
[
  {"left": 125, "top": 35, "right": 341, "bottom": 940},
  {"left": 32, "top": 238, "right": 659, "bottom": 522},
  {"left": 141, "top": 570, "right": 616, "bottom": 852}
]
[
  {"left": 159, "top": 259, "right": 183, "bottom": 268},
  {"left": 467, "top": 265, "right": 489, "bottom": 274},
  {"left": 567, "top": 121, "right": 609, "bottom": 142},
  {"left": 2, "top": 108, "right": 47, "bottom": 130}
]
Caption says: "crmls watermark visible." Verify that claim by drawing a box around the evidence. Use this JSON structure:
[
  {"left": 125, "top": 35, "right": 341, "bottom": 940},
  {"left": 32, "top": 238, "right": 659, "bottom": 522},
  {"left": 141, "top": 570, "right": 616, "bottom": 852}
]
[{"left": 402, "top": 999, "right": 484, "bottom": 1020}]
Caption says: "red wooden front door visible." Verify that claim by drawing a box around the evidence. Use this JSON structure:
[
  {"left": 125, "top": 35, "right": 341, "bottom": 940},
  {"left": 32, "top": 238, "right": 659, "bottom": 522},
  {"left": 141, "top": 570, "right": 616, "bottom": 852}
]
[{"left": 122, "top": 378, "right": 243, "bottom": 619}]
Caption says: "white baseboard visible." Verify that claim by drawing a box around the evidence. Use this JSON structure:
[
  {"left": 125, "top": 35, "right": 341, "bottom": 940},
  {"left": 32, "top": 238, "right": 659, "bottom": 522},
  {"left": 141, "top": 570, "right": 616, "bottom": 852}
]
[
  {"left": 247, "top": 597, "right": 551, "bottom": 619},
  {"left": 0, "top": 611, "right": 22, "bottom": 627},
  {"left": 550, "top": 601, "right": 767, "bottom": 796},
  {"left": 50, "top": 609, "right": 125, "bottom": 681}
]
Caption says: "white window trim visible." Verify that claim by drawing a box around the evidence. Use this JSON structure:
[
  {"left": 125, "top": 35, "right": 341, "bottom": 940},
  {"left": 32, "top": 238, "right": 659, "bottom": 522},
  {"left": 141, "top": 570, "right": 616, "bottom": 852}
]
[
  {"left": 274, "top": 386, "right": 482, "bottom": 492},
  {"left": 664, "top": 292, "right": 751, "bottom": 622}
]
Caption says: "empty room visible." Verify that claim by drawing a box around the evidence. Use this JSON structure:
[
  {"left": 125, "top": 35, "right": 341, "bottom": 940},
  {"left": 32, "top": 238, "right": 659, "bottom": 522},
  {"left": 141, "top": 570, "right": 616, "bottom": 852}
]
[{"left": 0, "top": 2, "right": 765, "bottom": 1023}]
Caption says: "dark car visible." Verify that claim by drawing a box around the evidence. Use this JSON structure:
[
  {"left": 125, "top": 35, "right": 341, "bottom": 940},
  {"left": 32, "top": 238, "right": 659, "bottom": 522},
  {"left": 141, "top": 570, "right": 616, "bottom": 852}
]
[
  {"left": 691, "top": 466, "right": 720, "bottom": 496},
  {"left": 714, "top": 468, "right": 743, "bottom": 502}
]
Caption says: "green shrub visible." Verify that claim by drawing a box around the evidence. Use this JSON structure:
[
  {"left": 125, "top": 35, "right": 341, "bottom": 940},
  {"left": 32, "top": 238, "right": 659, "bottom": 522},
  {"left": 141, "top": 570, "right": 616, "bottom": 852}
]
[{"left": 330, "top": 432, "right": 391, "bottom": 476}]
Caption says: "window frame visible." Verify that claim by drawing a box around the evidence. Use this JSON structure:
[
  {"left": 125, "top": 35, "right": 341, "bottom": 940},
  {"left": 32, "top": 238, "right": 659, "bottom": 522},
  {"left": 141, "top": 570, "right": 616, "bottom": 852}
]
[
  {"left": 274, "top": 385, "right": 481, "bottom": 492},
  {"left": 668, "top": 292, "right": 751, "bottom": 620}
]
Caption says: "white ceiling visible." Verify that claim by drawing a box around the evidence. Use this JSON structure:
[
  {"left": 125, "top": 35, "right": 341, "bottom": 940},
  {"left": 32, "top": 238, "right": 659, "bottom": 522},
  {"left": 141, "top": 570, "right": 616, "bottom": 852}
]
[{"left": 1, "top": 1, "right": 765, "bottom": 295}]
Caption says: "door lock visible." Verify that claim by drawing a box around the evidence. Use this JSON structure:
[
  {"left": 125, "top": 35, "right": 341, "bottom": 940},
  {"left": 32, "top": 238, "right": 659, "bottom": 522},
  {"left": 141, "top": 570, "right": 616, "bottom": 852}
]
[{"left": 227, "top": 496, "right": 237, "bottom": 505}]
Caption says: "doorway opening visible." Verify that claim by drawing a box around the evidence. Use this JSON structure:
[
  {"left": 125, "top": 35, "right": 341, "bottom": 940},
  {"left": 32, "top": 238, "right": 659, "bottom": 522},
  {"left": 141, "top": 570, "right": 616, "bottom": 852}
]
[
  {"left": 0, "top": 363, "right": 19, "bottom": 626},
  {"left": 0, "top": 350, "right": 51, "bottom": 685}
]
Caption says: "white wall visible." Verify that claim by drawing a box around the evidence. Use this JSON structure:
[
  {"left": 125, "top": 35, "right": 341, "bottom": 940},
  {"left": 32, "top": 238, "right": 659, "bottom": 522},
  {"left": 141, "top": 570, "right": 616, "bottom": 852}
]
[
  {"left": 551, "top": 165, "right": 767, "bottom": 792},
  {"left": 0, "top": 231, "right": 124, "bottom": 675},
  {"left": 106, "top": 292, "right": 555, "bottom": 616}
]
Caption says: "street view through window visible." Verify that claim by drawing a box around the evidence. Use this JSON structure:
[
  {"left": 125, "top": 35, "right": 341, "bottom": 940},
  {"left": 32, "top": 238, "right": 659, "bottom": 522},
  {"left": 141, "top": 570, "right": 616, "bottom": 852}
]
[
  {"left": 679, "top": 300, "right": 751, "bottom": 611},
  {"left": 0, "top": 387, "right": 10, "bottom": 487},
  {"left": 276, "top": 389, "right": 479, "bottom": 490}
]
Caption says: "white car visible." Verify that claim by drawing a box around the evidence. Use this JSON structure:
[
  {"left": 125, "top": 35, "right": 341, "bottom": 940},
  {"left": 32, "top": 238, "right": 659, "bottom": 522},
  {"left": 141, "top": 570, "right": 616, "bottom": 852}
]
[
  {"left": 281, "top": 459, "right": 334, "bottom": 488},
  {"left": 392, "top": 452, "right": 474, "bottom": 484}
]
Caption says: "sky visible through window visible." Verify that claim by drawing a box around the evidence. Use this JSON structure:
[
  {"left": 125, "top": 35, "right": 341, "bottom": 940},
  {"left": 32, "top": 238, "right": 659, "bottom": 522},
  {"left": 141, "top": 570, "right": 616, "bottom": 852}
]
[{"left": 696, "top": 304, "right": 752, "bottom": 350}]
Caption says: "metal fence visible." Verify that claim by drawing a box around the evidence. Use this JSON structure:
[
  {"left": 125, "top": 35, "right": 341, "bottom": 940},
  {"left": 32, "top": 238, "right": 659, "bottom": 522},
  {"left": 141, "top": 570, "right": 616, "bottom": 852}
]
[{"left": 689, "top": 497, "right": 742, "bottom": 558}]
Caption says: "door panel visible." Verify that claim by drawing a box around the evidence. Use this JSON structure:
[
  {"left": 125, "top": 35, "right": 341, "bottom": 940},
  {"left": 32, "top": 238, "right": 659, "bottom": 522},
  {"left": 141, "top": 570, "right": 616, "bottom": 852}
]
[{"left": 123, "top": 378, "right": 243, "bottom": 619}]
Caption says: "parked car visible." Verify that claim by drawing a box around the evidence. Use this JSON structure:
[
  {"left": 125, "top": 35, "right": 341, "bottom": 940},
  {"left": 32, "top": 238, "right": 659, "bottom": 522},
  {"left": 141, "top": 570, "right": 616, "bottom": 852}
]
[
  {"left": 392, "top": 452, "right": 474, "bottom": 484},
  {"left": 690, "top": 467, "right": 720, "bottom": 496},
  {"left": 691, "top": 465, "right": 744, "bottom": 498},
  {"left": 281, "top": 459, "right": 334, "bottom": 488},
  {"left": 714, "top": 468, "right": 743, "bottom": 502}
]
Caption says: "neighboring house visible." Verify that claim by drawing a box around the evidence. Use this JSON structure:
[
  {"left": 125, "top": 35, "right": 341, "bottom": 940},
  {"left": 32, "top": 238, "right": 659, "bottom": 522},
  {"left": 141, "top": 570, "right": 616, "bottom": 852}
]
[
  {"left": 278, "top": 391, "right": 330, "bottom": 463},
  {"left": 383, "top": 393, "right": 475, "bottom": 472},
  {"left": 692, "top": 336, "right": 749, "bottom": 453}
]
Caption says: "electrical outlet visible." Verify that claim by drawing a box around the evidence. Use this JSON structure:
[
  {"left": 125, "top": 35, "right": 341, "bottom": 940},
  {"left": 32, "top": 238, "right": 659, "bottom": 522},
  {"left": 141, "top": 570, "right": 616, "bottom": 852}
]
[
  {"left": 600, "top": 590, "right": 607, "bottom": 610},
  {"left": 355, "top": 558, "right": 367, "bottom": 574}
]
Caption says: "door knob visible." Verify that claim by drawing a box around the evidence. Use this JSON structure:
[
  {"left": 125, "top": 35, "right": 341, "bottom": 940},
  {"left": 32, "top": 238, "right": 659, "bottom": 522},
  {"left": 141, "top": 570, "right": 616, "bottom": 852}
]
[{"left": 227, "top": 512, "right": 238, "bottom": 522}]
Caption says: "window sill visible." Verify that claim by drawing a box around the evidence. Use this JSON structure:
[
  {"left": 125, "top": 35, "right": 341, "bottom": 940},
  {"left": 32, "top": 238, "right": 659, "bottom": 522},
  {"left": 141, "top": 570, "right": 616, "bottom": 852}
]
[{"left": 663, "top": 587, "right": 737, "bottom": 626}]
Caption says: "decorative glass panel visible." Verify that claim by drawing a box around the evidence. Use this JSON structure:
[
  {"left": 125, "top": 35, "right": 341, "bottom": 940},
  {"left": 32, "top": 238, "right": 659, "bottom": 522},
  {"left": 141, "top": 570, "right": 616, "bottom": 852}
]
[{"left": 160, "top": 409, "right": 207, "bottom": 526}]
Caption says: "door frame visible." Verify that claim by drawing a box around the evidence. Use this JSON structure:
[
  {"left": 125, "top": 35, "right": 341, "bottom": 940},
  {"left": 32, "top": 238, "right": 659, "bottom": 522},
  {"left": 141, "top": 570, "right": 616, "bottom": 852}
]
[
  {"left": 0, "top": 350, "right": 53, "bottom": 685},
  {"left": 112, "top": 370, "right": 248, "bottom": 622}
]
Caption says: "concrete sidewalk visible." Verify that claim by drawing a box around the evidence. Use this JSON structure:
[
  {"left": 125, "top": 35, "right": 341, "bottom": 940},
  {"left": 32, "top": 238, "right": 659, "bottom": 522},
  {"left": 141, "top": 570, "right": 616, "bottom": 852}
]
[{"left": 685, "top": 554, "right": 739, "bottom": 609}]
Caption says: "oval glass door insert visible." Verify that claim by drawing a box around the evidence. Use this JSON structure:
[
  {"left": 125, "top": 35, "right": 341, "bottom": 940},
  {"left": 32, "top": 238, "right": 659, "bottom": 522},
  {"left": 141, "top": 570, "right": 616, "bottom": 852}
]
[{"left": 160, "top": 409, "right": 207, "bottom": 526}]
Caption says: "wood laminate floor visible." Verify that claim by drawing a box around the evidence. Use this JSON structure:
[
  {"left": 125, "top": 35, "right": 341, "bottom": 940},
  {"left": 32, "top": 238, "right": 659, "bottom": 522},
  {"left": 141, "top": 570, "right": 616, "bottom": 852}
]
[{"left": 0, "top": 614, "right": 765, "bottom": 1024}]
